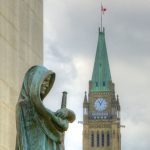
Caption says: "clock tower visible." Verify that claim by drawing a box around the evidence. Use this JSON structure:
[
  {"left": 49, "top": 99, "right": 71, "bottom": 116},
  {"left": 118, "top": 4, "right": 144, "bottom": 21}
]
[{"left": 83, "top": 28, "right": 121, "bottom": 150}]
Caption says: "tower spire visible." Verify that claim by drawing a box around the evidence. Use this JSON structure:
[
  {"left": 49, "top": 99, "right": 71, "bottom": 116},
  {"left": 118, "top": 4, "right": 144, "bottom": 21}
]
[
  {"left": 83, "top": 3, "right": 121, "bottom": 150},
  {"left": 91, "top": 29, "right": 111, "bottom": 92}
]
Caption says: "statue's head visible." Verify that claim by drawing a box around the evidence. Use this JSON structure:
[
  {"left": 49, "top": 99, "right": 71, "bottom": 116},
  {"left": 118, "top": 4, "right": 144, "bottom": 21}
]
[
  {"left": 19, "top": 65, "right": 55, "bottom": 102},
  {"left": 40, "top": 74, "right": 52, "bottom": 100}
]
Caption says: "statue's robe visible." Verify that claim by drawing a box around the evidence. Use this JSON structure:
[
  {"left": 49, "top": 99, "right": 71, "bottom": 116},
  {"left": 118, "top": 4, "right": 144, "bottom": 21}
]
[{"left": 15, "top": 66, "right": 75, "bottom": 150}]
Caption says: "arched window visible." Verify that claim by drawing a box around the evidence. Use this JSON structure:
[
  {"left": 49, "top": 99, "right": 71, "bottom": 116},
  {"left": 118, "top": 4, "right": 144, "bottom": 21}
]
[
  {"left": 102, "top": 131, "right": 104, "bottom": 147},
  {"left": 97, "top": 131, "right": 100, "bottom": 147},
  {"left": 107, "top": 131, "right": 110, "bottom": 146},
  {"left": 91, "top": 131, "right": 94, "bottom": 147}
]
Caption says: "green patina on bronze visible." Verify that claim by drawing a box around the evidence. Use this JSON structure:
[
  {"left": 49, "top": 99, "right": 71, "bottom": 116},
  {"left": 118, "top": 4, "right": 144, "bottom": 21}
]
[
  {"left": 91, "top": 29, "right": 112, "bottom": 92},
  {"left": 15, "top": 65, "right": 75, "bottom": 150}
]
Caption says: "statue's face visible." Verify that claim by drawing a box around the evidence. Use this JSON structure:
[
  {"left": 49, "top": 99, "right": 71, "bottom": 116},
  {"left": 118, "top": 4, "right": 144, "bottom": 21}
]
[{"left": 40, "top": 75, "right": 51, "bottom": 99}]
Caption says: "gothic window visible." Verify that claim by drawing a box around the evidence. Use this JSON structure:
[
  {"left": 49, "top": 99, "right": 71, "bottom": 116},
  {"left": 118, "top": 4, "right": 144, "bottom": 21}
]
[
  {"left": 102, "top": 131, "right": 104, "bottom": 147},
  {"left": 91, "top": 131, "right": 94, "bottom": 147},
  {"left": 107, "top": 131, "right": 110, "bottom": 146},
  {"left": 97, "top": 131, "right": 100, "bottom": 147}
]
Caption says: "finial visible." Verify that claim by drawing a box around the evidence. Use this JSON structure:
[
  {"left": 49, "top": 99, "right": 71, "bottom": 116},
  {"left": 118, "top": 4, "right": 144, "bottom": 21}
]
[
  {"left": 103, "top": 27, "right": 105, "bottom": 33},
  {"left": 99, "top": 27, "right": 101, "bottom": 33},
  {"left": 84, "top": 91, "right": 87, "bottom": 103},
  {"left": 117, "top": 95, "right": 119, "bottom": 101}
]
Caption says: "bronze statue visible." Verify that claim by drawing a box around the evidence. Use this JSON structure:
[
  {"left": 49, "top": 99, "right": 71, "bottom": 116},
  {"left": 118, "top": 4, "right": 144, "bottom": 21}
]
[{"left": 15, "top": 65, "right": 75, "bottom": 150}]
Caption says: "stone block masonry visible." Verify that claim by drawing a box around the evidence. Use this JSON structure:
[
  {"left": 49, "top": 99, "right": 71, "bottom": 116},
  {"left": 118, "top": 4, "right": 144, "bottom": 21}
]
[{"left": 0, "top": 0, "right": 43, "bottom": 149}]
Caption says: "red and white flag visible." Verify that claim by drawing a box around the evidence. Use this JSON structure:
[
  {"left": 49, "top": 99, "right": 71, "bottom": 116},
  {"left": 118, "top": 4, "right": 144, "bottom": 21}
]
[{"left": 101, "top": 4, "right": 107, "bottom": 14}]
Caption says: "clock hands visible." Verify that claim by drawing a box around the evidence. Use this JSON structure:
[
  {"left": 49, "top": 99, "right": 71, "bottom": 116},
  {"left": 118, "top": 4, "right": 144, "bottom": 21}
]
[
  {"left": 98, "top": 100, "right": 103, "bottom": 106},
  {"left": 94, "top": 98, "right": 107, "bottom": 111}
]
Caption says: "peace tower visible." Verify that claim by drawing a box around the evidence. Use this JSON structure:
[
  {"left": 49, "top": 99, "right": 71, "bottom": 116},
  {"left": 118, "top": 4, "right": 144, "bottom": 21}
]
[{"left": 83, "top": 28, "right": 121, "bottom": 150}]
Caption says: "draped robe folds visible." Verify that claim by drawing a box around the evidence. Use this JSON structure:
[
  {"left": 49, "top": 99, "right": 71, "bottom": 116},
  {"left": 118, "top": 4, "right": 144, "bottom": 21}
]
[{"left": 15, "top": 66, "right": 75, "bottom": 150}]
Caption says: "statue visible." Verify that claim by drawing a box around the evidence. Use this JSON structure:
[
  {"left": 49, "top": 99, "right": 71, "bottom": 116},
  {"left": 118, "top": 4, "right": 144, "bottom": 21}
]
[{"left": 15, "top": 65, "right": 75, "bottom": 150}]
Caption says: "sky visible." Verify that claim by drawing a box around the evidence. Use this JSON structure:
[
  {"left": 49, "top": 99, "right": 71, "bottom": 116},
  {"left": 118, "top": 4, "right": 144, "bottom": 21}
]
[{"left": 43, "top": 0, "right": 150, "bottom": 150}]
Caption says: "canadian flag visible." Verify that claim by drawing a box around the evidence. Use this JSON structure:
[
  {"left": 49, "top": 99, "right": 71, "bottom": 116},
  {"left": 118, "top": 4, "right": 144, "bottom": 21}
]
[{"left": 101, "top": 4, "right": 107, "bottom": 14}]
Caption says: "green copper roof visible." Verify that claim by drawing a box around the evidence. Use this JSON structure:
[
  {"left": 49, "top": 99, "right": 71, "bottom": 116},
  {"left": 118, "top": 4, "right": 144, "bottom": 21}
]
[{"left": 91, "top": 29, "right": 112, "bottom": 92}]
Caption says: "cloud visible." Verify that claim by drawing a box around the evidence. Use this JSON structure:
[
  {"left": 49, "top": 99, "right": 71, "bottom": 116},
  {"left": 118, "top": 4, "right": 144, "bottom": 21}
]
[{"left": 44, "top": 0, "right": 150, "bottom": 150}]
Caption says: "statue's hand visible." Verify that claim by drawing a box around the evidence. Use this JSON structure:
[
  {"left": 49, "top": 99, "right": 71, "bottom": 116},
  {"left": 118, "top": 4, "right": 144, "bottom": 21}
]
[{"left": 55, "top": 108, "right": 69, "bottom": 119}]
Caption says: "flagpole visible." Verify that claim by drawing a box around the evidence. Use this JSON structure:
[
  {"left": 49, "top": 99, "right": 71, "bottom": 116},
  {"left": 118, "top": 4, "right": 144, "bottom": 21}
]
[
  {"left": 101, "top": 2, "right": 102, "bottom": 32},
  {"left": 100, "top": 1, "right": 107, "bottom": 32}
]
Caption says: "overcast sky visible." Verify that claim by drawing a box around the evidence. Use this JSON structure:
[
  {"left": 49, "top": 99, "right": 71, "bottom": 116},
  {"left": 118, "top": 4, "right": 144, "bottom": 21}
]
[{"left": 43, "top": 0, "right": 150, "bottom": 150}]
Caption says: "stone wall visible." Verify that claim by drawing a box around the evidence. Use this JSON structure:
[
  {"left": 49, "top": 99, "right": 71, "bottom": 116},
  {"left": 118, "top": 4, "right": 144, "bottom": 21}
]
[{"left": 0, "top": 0, "right": 43, "bottom": 149}]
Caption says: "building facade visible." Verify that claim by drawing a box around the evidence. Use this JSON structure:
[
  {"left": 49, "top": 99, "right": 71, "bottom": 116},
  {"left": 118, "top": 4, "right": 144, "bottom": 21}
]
[
  {"left": 83, "top": 28, "right": 121, "bottom": 150},
  {"left": 0, "top": 0, "right": 43, "bottom": 149}
]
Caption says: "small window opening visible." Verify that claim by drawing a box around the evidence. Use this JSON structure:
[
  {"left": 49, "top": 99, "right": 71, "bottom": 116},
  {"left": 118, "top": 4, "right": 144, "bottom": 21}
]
[
  {"left": 103, "top": 81, "right": 105, "bottom": 86},
  {"left": 107, "top": 132, "right": 110, "bottom": 146},
  {"left": 102, "top": 132, "right": 104, "bottom": 147},
  {"left": 96, "top": 82, "right": 98, "bottom": 87},
  {"left": 91, "top": 132, "right": 94, "bottom": 147},
  {"left": 97, "top": 132, "right": 100, "bottom": 147}
]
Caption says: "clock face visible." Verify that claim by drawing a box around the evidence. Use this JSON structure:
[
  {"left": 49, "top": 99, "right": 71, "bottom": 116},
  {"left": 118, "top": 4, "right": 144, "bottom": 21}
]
[{"left": 94, "top": 98, "right": 107, "bottom": 111}]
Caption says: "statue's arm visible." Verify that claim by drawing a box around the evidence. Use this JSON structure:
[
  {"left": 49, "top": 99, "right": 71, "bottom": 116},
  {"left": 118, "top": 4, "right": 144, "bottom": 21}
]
[
  {"left": 52, "top": 116, "right": 69, "bottom": 131},
  {"left": 46, "top": 108, "right": 69, "bottom": 131},
  {"left": 55, "top": 108, "right": 76, "bottom": 123},
  {"left": 47, "top": 108, "right": 76, "bottom": 131}
]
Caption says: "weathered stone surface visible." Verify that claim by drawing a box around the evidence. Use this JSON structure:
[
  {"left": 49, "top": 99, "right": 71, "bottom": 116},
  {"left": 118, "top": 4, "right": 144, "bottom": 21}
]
[{"left": 0, "top": 0, "right": 43, "bottom": 149}]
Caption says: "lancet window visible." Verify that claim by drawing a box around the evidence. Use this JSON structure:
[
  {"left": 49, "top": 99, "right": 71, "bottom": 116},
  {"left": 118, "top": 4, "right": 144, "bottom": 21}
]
[
  {"left": 91, "top": 131, "right": 94, "bottom": 147},
  {"left": 97, "top": 131, "right": 100, "bottom": 147},
  {"left": 102, "top": 131, "right": 104, "bottom": 147},
  {"left": 107, "top": 131, "right": 110, "bottom": 146}
]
